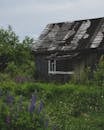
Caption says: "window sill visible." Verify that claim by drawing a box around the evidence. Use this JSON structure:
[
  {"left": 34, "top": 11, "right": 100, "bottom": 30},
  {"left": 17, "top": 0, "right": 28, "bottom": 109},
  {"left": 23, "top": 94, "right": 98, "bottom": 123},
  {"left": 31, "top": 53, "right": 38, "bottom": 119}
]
[{"left": 48, "top": 71, "right": 74, "bottom": 75}]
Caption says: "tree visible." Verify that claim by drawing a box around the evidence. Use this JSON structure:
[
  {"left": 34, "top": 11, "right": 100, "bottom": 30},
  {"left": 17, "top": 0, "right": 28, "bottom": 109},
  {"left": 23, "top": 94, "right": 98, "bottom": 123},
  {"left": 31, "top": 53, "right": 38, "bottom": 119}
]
[
  {"left": 0, "top": 26, "right": 35, "bottom": 79},
  {"left": 0, "top": 25, "right": 19, "bottom": 71}
]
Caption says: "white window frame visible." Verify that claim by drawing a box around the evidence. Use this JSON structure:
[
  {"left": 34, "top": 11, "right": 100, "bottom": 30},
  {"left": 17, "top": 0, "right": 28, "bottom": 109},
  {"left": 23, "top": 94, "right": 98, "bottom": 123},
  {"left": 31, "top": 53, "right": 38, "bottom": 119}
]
[
  {"left": 48, "top": 60, "right": 56, "bottom": 73},
  {"left": 48, "top": 60, "right": 74, "bottom": 75}
]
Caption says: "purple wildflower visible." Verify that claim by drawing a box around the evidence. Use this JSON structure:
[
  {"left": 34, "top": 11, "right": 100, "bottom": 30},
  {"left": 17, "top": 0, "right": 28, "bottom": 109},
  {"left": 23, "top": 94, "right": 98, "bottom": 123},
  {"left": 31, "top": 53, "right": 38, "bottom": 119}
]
[
  {"left": 15, "top": 76, "right": 24, "bottom": 83},
  {"left": 28, "top": 94, "right": 36, "bottom": 113},
  {"left": 19, "top": 95, "right": 23, "bottom": 111},
  {"left": 38, "top": 101, "right": 43, "bottom": 114},
  {"left": 15, "top": 76, "right": 32, "bottom": 83},
  {"left": 6, "top": 92, "right": 14, "bottom": 105},
  {"left": 6, "top": 115, "right": 10, "bottom": 124}
]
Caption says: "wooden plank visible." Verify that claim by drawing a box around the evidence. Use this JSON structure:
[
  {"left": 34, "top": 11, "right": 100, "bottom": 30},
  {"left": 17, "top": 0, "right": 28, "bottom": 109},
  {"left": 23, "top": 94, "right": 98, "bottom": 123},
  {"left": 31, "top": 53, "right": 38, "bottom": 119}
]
[{"left": 48, "top": 71, "right": 74, "bottom": 75}]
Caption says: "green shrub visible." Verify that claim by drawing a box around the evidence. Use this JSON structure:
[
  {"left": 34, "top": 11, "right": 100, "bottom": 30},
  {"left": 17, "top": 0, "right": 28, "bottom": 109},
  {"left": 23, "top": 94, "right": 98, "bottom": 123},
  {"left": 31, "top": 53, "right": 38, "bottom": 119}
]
[
  {"left": 0, "top": 89, "right": 52, "bottom": 130},
  {"left": 93, "top": 55, "right": 104, "bottom": 86}
]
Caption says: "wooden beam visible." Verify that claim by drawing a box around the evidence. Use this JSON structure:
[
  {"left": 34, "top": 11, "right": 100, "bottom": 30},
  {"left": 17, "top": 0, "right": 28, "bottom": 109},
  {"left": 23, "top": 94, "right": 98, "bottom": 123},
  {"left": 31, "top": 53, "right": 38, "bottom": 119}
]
[{"left": 48, "top": 71, "right": 74, "bottom": 75}]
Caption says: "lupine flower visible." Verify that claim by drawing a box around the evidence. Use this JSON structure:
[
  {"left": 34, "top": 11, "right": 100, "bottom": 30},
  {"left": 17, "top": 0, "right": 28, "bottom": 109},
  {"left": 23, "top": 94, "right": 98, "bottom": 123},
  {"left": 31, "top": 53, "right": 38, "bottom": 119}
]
[
  {"left": 18, "top": 95, "right": 23, "bottom": 111},
  {"left": 15, "top": 76, "right": 32, "bottom": 83},
  {"left": 28, "top": 94, "right": 36, "bottom": 113},
  {"left": 38, "top": 101, "right": 43, "bottom": 114},
  {"left": 15, "top": 76, "right": 24, "bottom": 83},
  {"left": 6, "top": 92, "right": 14, "bottom": 105},
  {"left": 6, "top": 115, "right": 10, "bottom": 124}
]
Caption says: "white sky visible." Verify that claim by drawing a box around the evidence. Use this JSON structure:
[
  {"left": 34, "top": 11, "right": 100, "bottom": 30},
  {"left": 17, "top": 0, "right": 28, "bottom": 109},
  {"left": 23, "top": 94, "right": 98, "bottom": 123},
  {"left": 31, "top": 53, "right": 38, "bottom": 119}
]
[{"left": 0, "top": 0, "right": 104, "bottom": 40}]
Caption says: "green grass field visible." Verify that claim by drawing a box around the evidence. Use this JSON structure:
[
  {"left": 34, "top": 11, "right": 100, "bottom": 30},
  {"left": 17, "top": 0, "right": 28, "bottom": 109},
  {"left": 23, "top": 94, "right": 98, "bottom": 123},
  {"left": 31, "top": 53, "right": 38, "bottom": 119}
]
[{"left": 0, "top": 81, "right": 104, "bottom": 130}]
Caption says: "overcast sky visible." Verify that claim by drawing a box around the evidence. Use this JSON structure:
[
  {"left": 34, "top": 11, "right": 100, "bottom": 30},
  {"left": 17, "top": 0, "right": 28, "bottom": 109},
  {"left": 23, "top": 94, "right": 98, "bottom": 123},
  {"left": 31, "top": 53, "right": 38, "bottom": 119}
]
[{"left": 0, "top": 0, "right": 104, "bottom": 40}]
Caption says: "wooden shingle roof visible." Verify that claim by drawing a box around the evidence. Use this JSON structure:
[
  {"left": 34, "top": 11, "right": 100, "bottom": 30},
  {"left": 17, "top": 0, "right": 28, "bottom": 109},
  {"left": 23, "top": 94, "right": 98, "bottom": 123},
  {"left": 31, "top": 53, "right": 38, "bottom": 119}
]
[{"left": 33, "top": 17, "right": 104, "bottom": 54}]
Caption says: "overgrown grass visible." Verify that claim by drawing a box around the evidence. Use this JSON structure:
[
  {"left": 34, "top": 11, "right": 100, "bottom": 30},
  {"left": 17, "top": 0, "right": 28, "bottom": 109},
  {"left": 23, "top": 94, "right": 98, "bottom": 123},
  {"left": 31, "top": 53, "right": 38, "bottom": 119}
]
[{"left": 0, "top": 81, "right": 104, "bottom": 129}]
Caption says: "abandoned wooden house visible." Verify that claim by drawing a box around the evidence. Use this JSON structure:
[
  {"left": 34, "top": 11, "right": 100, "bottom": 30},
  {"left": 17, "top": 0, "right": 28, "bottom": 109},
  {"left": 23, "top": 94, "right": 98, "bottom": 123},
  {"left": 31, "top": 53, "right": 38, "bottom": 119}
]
[{"left": 32, "top": 17, "right": 104, "bottom": 82}]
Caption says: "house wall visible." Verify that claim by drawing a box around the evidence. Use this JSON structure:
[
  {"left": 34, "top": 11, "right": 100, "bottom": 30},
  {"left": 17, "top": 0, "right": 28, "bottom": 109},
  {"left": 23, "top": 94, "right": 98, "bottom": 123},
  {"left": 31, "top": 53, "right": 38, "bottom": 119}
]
[
  {"left": 35, "top": 55, "right": 72, "bottom": 82},
  {"left": 35, "top": 52, "right": 102, "bottom": 83},
  {"left": 35, "top": 55, "right": 48, "bottom": 81}
]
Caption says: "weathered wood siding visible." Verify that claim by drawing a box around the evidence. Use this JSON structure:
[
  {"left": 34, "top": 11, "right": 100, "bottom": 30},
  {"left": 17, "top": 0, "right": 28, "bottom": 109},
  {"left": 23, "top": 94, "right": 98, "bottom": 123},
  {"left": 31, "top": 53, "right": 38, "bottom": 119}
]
[{"left": 35, "top": 55, "right": 48, "bottom": 81}]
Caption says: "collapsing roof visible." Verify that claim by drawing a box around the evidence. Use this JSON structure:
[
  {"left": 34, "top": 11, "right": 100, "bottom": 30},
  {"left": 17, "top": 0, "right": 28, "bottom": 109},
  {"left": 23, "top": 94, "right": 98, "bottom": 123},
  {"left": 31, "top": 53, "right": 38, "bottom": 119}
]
[{"left": 32, "top": 17, "right": 104, "bottom": 54}]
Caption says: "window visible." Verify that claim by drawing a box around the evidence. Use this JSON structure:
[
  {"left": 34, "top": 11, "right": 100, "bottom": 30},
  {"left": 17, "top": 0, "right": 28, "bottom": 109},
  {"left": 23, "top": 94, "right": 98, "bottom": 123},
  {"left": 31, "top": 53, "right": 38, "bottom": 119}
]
[
  {"left": 48, "top": 60, "right": 56, "bottom": 72},
  {"left": 48, "top": 59, "right": 74, "bottom": 75}
]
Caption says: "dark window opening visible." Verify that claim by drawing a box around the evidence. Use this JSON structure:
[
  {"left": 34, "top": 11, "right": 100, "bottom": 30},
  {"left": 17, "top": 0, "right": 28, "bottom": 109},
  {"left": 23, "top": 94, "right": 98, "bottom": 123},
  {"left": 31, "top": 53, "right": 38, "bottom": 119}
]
[{"left": 56, "top": 60, "right": 74, "bottom": 72}]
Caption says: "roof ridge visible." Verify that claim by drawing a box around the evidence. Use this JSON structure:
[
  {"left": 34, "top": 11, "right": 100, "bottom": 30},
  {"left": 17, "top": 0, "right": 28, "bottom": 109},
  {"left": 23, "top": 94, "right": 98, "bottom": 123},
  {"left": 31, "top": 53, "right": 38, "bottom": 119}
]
[{"left": 48, "top": 17, "right": 104, "bottom": 25}]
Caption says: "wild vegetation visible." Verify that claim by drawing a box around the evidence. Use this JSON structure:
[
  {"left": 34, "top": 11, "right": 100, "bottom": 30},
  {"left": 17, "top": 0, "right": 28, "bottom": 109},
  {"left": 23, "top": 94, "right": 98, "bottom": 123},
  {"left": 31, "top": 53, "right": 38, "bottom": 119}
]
[{"left": 0, "top": 26, "right": 104, "bottom": 130}]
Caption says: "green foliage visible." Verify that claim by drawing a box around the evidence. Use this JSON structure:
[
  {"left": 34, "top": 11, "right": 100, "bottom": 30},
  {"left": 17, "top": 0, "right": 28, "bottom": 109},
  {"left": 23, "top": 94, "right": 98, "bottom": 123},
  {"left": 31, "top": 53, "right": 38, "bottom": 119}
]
[
  {"left": 71, "top": 67, "right": 91, "bottom": 85},
  {"left": 43, "top": 83, "right": 104, "bottom": 129},
  {"left": 0, "top": 88, "right": 51, "bottom": 130},
  {"left": 93, "top": 55, "right": 104, "bottom": 86},
  {"left": 5, "top": 61, "right": 35, "bottom": 78},
  {"left": 0, "top": 26, "right": 19, "bottom": 68},
  {"left": 0, "top": 26, "right": 35, "bottom": 79}
]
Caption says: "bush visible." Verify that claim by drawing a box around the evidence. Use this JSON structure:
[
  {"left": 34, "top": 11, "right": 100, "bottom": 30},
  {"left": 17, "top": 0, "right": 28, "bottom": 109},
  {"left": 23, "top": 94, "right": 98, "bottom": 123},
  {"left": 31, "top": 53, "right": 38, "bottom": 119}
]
[
  {"left": 0, "top": 89, "right": 52, "bottom": 130},
  {"left": 93, "top": 55, "right": 104, "bottom": 86}
]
